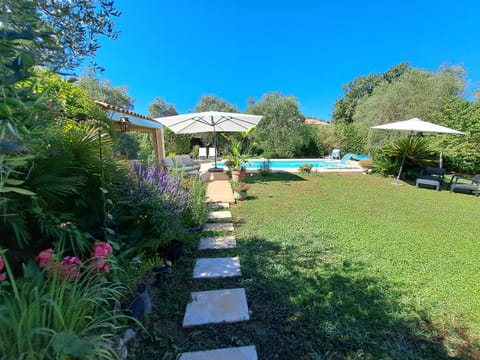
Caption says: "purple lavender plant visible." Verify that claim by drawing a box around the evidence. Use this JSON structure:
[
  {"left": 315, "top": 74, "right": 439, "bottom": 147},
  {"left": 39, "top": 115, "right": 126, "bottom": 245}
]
[{"left": 130, "top": 164, "right": 192, "bottom": 217}]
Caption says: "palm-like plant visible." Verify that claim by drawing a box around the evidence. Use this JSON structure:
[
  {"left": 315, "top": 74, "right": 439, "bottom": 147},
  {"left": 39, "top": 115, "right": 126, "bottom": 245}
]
[
  {"left": 374, "top": 137, "right": 436, "bottom": 179},
  {"left": 1, "top": 120, "right": 118, "bottom": 266}
]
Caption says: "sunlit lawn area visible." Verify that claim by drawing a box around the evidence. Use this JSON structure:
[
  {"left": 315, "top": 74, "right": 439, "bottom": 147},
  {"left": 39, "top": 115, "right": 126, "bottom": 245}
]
[{"left": 130, "top": 172, "right": 480, "bottom": 359}]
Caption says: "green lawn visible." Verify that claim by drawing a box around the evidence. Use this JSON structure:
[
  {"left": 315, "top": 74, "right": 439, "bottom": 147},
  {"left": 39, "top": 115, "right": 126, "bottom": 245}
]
[{"left": 129, "top": 173, "right": 480, "bottom": 359}]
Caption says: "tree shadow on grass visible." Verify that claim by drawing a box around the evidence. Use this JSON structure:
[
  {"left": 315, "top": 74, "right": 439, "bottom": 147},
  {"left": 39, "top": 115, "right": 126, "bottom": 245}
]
[
  {"left": 127, "top": 236, "right": 478, "bottom": 360},
  {"left": 246, "top": 172, "right": 307, "bottom": 183},
  {"left": 237, "top": 237, "right": 473, "bottom": 359}
]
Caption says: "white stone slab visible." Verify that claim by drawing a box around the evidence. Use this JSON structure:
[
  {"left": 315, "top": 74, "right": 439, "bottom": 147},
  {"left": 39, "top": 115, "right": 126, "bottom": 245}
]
[
  {"left": 179, "top": 346, "right": 258, "bottom": 360},
  {"left": 183, "top": 288, "right": 249, "bottom": 327},
  {"left": 193, "top": 257, "right": 241, "bottom": 279},
  {"left": 199, "top": 236, "right": 236, "bottom": 250},
  {"left": 209, "top": 202, "right": 230, "bottom": 210},
  {"left": 208, "top": 210, "right": 232, "bottom": 221},
  {"left": 203, "top": 223, "right": 234, "bottom": 232}
]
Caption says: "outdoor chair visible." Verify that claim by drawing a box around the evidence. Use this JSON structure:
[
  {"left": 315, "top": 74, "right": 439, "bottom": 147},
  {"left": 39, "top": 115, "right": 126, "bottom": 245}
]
[
  {"left": 180, "top": 155, "right": 201, "bottom": 171},
  {"left": 162, "top": 155, "right": 199, "bottom": 175},
  {"left": 415, "top": 167, "right": 447, "bottom": 191},
  {"left": 449, "top": 174, "right": 480, "bottom": 196},
  {"left": 161, "top": 156, "right": 175, "bottom": 169},
  {"left": 208, "top": 147, "right": 217, "bottom": 159},
  {"left": 198, "top": 147, "right": 207, "bottom": 159},
  {"left": 331, "top": 148, "right": 341, "bottom": 159}
]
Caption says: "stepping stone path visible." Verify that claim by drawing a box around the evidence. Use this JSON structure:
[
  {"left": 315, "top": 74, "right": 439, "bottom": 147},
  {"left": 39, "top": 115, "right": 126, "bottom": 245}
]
[
  {"left": 182, "top": 288, "right": 250, "bottom": 327},
  {"left": 209, "top": 202, "right": 230, "bottom": 210},
  {"left": 179, "top": 345, "right": 258, "bottom": 360},
  {"left": 193, "top": 257, "right": 241, "bottom": 279},
  {"left": 207, "top": 210, "right": 232, "bottom": 221},
  {"left": 179, "top": 198, "right": 257, "bottom": 358},
  {"left": 198, "top": 235, "right": 236, "bottom": 250},
  {"left": 203, "top": 222, "right": 234, "bottom": 232}
]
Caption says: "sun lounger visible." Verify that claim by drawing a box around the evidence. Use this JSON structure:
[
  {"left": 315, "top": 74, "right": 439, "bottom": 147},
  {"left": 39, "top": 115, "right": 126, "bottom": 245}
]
[
  {"left": 415, "top": 167, "right": 446, "bottom": 191},
  {"left": 449, "top": 174, "right": 480, "bottom": 196},
  {"left": 331, "top": 149, "right": 340, "bottom": 159},
  {"left": 208, "top": 147, "right": 217, "bottom": 159},
  {"left": 198, "top": 147, "right": 207, "bottom": 159}
]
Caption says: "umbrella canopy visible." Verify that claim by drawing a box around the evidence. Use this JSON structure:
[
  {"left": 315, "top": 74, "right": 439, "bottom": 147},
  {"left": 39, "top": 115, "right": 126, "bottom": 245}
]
[
  {"left": 371, "top": 117, "right": 465, "bottom": 183},
  {"left": 371, "top": 117, "right": 465, "bottom": 135},
  {"left": 155, "top": 111, "right": 263, "bottom": 134},
  {"left": 155, "top": 111, "right": 263, "bottom": 170}
]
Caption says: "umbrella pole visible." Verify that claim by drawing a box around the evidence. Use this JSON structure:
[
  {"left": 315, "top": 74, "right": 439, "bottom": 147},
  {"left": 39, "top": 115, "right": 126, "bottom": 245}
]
[
  {"left": 208, "top": 123, "right": 223, "bottom": 172},
  {"left": 213, "top": 125, "right": 218, "bottom": 168},
  {"left": 395, "top": 151, "right": 407, "bottom": 182}
]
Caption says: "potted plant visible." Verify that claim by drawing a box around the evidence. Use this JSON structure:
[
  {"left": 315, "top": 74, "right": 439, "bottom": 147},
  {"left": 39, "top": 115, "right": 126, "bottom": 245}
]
[
  {"left": 232, "top": 182, "right": 250, "bottom": 201},
  {"left": 223, "top": 136, "right": 248, "bottom": 181},
  {"left": 359, "top": 159, "right": 373, "bottom": 174}
]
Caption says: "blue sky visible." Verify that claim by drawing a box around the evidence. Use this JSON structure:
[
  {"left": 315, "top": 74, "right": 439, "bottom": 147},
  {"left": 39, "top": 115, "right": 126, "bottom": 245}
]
[{"left": 93, "top": 0, "right": 480, "bottom": 121}]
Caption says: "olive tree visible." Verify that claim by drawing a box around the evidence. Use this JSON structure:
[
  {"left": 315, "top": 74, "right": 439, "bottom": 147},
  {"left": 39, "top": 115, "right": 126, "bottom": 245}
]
[
  {"left": 354, "top": 66, "right": 465, "bottom": 152},
  {"left": 247, "top": 93, "right": 308, "bottom": 158}
]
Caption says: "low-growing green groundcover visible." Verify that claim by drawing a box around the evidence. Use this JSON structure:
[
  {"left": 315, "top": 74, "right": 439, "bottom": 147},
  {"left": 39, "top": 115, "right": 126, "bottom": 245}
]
[{"left": 128, "top": 173, "right": 480, "bottom": 359}]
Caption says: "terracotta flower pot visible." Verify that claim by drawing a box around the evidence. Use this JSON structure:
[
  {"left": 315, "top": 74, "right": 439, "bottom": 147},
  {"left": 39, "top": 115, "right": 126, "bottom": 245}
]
[
  {"left": 231, "top": 170, "right": 241, "bottom": 182},
  {"left": 239, "top": 168, "right": 247, "bottom": 180}
]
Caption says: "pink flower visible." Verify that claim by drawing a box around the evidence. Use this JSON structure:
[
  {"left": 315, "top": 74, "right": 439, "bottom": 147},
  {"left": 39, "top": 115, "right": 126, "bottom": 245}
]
[
  {"left": 35, "top": 249, "right": 56, "bottom": 269},
  {"left": 93, "top": 257, "right": 110, "bottom": 273},
  {"left": 92, "top": 242, "right": 113, "bottom": 258},
  {"left": 0, "top": 255, "right": 6, "bottom": 282},
  {"left": 90, "top": 242, "right": 113, "bottom": 273},
  {"left": 59, "top": 256, "right": 82, "bottom": 280}
]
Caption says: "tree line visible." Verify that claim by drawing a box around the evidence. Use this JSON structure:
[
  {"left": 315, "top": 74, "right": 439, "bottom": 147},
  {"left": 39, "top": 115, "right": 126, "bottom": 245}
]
[{"left": 93, "top": 61, "right": 480, "bottom": 175}]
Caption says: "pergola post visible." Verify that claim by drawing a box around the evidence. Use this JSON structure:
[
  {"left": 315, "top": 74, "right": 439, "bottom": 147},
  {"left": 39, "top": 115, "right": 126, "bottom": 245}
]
[{"left": 152, "top": 128, "right": 165, "bottom": 164}]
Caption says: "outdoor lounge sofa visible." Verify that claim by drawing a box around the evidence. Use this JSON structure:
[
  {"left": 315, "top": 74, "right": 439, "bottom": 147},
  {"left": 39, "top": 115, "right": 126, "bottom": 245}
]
[
  {"left": 449, "top": 174, "right": 480, "bottom": 196},
  {"left": 161, "top": 155, "right": 200, "bottom": 174},
  {"left": 415, "top": 167, "right": 447, "bottom": 191}
]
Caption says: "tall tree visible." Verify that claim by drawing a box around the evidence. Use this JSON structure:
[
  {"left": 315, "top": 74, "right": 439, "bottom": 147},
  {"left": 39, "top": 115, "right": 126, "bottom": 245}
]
[
  {"left": 433, "top": 97, "right": 480, "bottom": 173},
  {"left": 354, "top": 66, "right": 465, "bottom": 151},
  {"left": 148, "top": 97, "right": 190, "bottom": 156},
  {"left": 332, "top": 62, "right": 410, "bottom": 124},
  {"left": 149, "top": 97, "right": 178, "bottom": 117},
  {"left": 247, "top": 93, "right": 308, "bottom": 158},
  {"left": 1, "top": 0, "right": 120, "bottom": 74},
  {"left": 195, "top": 95, "right": 237, "bottom": 112},
  {"left": 76, "top": 76, "right": 133, "bottom": 109}
]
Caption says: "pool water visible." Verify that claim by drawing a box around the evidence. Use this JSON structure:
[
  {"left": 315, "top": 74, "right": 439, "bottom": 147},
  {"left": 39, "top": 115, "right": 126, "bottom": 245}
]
[{"left": 218, "top": 159, "right": 356, "bottom": 170}]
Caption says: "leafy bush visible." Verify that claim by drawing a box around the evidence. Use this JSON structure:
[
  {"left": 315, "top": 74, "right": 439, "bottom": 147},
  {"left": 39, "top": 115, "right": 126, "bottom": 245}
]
[
  {"left": 299, "top": 163, "right": 313, "bottom": 173},
  {"left": 0, "top": 253, "right": 128, "bottom": 359},
  {"left": 374, "top": 137, "right": 436, "bottom": 179},
  {"left": 358, "top": 159, "right": 373, "bottom": 170},
  {"left": 181, "top": 175, "right": 208, "bottom": 228},
  {"left": 119, "top": 165, "right": 188, "bottom": 251}
]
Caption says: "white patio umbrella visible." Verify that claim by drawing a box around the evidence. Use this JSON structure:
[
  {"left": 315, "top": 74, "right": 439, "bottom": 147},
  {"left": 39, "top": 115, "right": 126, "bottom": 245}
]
[
  {"left": 371, "top": 117, "right": 465, "bottom": 182},
  {"left": 155, "top": 111, "right": 263, "bottom": 171}
]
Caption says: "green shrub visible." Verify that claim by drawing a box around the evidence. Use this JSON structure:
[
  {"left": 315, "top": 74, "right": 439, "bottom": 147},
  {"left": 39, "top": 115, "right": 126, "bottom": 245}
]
[
  {"left": 374, "top": 137, "right": 436, "bottom": 179},
  {"left": 191, "top": 144, "right": 200, "bottom": 160},
  {"left": 181, "top": 175, "right": 208, "bottom": 228},
  {"left": 299, "top": 163, "right": 313, "bottom": 173},
  {"left": 0, "top": 254, "right": 128, "bottom": 359}
]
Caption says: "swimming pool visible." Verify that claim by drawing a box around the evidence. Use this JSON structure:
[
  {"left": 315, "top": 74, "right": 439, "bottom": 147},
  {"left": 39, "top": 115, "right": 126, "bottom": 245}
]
[{"left": 218, "top": 159, "right": 359, "bottom": 170}]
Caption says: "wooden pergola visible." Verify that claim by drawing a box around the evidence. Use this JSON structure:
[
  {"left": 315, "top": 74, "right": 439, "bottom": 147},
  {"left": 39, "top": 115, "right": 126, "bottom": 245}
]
[{"left": 95, "top": 101, "right": 165, "bottom": 164}]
